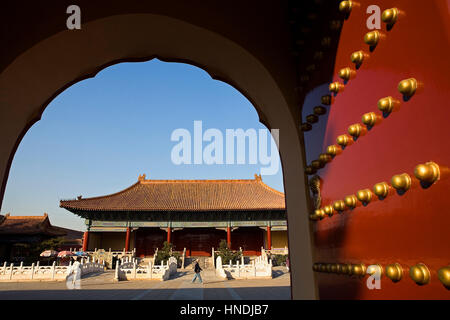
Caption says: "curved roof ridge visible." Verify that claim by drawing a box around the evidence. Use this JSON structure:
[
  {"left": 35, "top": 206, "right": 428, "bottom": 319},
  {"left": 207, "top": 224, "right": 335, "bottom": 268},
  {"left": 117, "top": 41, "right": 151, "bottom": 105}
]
[
  {"left": 60, "top": 181, "right": 141, "bottom": 203},
  {"left": 140, "top": 178, "right": 259, "bottom": 184},
  {"left": 5, "top": 215, "right": 47, "bottom": 220},
  {"left": 256, "top": 179, "right": 285, "bottom": 196}
]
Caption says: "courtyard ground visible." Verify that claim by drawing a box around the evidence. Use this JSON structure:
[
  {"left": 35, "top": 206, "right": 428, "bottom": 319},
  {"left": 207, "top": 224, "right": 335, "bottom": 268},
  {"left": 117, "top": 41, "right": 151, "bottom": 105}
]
[{"left": 0, "top": 266, "right": 291, "bottom": 300}]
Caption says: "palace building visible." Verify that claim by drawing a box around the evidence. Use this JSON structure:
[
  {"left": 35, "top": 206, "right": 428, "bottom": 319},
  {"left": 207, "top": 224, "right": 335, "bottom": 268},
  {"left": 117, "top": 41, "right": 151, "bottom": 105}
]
[
  {"left": 0, "top": 213, "right": 83, "bottom": 262},
  {"left": 60, "top": 174, "right": 288, "bottom": 257}
]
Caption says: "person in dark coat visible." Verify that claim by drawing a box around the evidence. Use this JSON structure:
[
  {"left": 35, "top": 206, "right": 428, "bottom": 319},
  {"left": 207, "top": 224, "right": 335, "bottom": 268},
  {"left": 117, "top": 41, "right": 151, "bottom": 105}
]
[{"left": 192, "top": 260, "right": 203, "bottom": 283}]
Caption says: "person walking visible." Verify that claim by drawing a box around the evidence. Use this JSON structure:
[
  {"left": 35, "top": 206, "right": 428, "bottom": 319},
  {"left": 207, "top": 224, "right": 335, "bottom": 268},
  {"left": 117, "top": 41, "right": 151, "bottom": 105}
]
[{"left": 192, "top": 260, "right": 203, "bottom": 284}]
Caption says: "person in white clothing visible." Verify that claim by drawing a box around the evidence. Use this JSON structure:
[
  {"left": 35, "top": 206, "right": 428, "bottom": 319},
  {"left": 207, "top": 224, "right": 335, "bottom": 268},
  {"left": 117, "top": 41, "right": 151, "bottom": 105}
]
[{"left": 66, "top": 259, "right": 81, "bottom": 289}]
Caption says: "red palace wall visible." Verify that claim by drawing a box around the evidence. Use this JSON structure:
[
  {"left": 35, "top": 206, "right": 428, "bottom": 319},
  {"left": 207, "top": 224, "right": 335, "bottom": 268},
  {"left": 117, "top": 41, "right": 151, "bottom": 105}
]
[
  {"left": 304, "top": 0, "right": 450, "bottom": 299},
  {"left": 135, "top": 227, "right": 264, "bottom": 257},
  {"left": 135, "top": 228, "right": 166, "bottom": 257}
]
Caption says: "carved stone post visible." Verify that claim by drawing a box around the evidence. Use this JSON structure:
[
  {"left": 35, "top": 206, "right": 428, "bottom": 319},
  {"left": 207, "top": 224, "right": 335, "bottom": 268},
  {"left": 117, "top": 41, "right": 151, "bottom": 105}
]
[
  {"left": 51, "top": 261, "right": 56, "bottom": 280},
  {"left": 114, "top": 260, "right": 119, "bottom": 281},
  {"left": 237, "top": 260, "right": 240, "bottom": 278}
]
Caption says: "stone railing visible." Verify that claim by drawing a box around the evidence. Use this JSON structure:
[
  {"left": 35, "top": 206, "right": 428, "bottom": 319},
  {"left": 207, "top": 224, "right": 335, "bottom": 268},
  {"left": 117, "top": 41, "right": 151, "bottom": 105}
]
[
  {"left": 215, "top": 253, "right": 273, "bottom": 280},
  {"left": 267, "top": 246, "right": 289, "bottom": 255},
  {"left": 211, "top": 247, "right": 243, "bottom": 269},
  {"left": 115, "top": 256, "right": 177, "bottom": 281},
  {"left": 0, "top": 261, "right": 104, "bottom": 281},
  {"left": 79, "top": 262, "right": 105, "bottom": 275},
  {"left": 85, "top": 248, "right": 135, "bottom": 269}
]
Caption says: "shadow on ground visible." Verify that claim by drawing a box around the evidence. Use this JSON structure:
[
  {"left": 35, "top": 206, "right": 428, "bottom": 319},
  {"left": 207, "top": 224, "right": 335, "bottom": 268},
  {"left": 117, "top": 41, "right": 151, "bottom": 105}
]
[{"left": 0, "top": 286, "right": 290, "bottom": 300}]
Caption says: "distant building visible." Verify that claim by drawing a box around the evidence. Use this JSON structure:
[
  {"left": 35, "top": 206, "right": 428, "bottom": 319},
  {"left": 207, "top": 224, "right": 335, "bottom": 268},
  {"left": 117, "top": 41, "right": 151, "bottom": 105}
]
[
  {"left": 60, "top": 174, "right": 288, "bottom": 257},
  {"left": 0, "top": 213, "right": 83, "bottom": 262}
]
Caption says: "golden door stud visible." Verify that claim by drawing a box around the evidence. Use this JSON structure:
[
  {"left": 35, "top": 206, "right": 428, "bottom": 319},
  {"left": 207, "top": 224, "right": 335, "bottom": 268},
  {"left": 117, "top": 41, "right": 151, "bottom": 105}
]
[
  {"left": 385, "top": 263, "right": 403, "bottom": 282},
  {"left": 331, "top": 264, "right": 338, "bottom": 273},
  {"left": 306, "top": 114, "right": 319, "bottom": 124},
  {"left": 301, "top": 123, "right": 312, "bottom": 132},
  {"left": 315, "top": 209, "right": 325, "bottom": 220},
  {"left": 305, "top": 166, "right": 316, "bottom": 175},
  {"left": 367, "top": 264, "right": 384, "bottom": 277},
  {"left": 348, "top": 123, "right": 363, "bottom": 138},
  {"left": 438, "top": 266, "right": 450, "bottom": 289},
  {"left": 311, "top": 160, "right": 323, "bottom": 170},
  {"left": 340, "top": 264, "right": 349, "bottom": 275},
  {"left": 326, "top": 145, "right": 340, "bottom": 157},
  {"left": 362, "top": 112, "right": 377, "bottom": 127},
  {"left": 409, "top": 263, "right": 431, "bottom": 285},
  {"left": 414, "top": 162, "right": 440, "bottom": 184},
  {"left": 351, "top": 264, "right": 367, "bottom": 276},
  {"left": 398, "top": 78, "right": 417, "bottom": 97},
  {"left": 319, "top": 153, "right": 332, "bottom": 165},
  {"left": 356, "top": 189, "right": 373, "bottom": 204},
  {"left": 323, "top": 205, "right": 335, "bottom": 217},
  {"left": 382, "top": 8, "right": 399, "bottom": 25},
  {"left": 378, "top": 96, "right": 396, "bottom": 114},
  {"left": 351, "top": 50, "right": 365, "bottom": 66},
  {"left": 339, "top": 1, "right": 353, "bottom": 14},
  {"left": 329, "top": 82, "right": 344, "bottom": 94},
  {"left": 364, "top": 31, "right": 381, "bottom": 46},
  {"left": 326, "top": 264, "right": 333, "bottom": 273},
  {"left": 336, "top": 134, "right": 350, "bottom": 147},
  {"left": 391, "top": 173, "right": 411, "bottom": 192},
  {"left": 344, "top": 195, "right": 358, "bottom": 208},
  {"left": 338, "top": 67, "right": 353, "bottom": 81},
  {"left": 313, "top": 106, "right": 327, "bottom": 115},
  {"left": 321, "top": 95, "right": 332, "bottom": 105},
  {"left": 333, "top": 200, "right": 346, "bottom": 213},
  {"left": 373, "top": 182, "right": 390, "bottom": 198}
]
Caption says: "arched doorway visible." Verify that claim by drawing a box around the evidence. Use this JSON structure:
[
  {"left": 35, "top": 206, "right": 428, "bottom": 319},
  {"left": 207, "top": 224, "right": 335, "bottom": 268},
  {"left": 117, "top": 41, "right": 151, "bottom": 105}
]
[{"left": 0, "top": 13, "right": 316, "bottom": 299}]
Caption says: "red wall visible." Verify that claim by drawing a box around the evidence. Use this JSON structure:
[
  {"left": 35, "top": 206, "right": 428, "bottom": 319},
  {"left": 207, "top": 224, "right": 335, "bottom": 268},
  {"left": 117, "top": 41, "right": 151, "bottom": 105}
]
[
  {"left": 172, "top": 228, "right": 225, "bottom": 256},
  {"left": 230, "top": 227, "right": 264, "bottom": 256},
  {"left": 306, "top": 0, "right": 450, "bottom": 299}
]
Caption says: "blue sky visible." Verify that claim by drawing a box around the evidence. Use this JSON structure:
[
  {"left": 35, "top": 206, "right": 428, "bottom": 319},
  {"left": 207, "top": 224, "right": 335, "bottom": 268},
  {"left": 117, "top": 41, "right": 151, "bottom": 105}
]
[{"left": 0, "top": 60, "right": 284, "bottom": 231}]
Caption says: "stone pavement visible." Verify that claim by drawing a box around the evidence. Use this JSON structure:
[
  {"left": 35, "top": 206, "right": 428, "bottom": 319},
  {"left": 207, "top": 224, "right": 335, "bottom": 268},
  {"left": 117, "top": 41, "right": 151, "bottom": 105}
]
[{"left": 0, "top": 267, "right": 291, "bottom": 300}]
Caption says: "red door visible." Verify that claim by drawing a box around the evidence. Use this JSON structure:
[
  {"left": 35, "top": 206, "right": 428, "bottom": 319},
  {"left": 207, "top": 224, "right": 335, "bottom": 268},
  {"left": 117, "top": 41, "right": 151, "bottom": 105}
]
[
  {"left": 135, "top": 228, "right": 165, "bottom": 257},
  {"left": 230, "top": 227, "right": 264, "bottom": 256},
  {"left": 172, "top": 228, "right": 225, "bottom": 256}
]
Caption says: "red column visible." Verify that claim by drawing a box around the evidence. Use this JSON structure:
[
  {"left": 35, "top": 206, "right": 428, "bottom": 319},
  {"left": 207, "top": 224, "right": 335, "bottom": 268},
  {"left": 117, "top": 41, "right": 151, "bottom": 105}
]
[
  {"left": 267, "top": 226, "right": 272, "bottom": 250},
  {"left": 227, "top": 226, "right": 231, "bottom": 248},
  {"left": 82, "top": 231, "right": 89, "bottom": 252},
  {"left": 125, "top": 227, "right": 131, "bottom": 252},
  {"left": 167, "top": 227, "right": 171, "bottom": 243}
]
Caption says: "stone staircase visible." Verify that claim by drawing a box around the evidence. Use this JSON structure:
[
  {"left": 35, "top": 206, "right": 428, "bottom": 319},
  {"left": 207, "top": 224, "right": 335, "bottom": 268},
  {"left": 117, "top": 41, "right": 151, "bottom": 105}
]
[{"left": 135, "top": 257, "right": 155, "bottom": 267}]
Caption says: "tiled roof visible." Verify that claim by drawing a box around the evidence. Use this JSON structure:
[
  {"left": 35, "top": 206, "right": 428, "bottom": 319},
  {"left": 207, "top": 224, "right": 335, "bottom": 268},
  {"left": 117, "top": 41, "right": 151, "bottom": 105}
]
[
  {"left": 0, "top": 214, "right": 67, "bottom": 236},
  {"left": 60, "top": 175, "right": 285, "bottom": 212}
]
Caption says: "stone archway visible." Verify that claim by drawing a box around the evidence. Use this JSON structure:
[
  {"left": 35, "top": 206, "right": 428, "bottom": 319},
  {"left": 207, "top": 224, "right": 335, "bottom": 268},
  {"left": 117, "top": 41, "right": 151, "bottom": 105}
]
[{"left": 0, "top": 13, "right": 316, "bottom": 299}]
